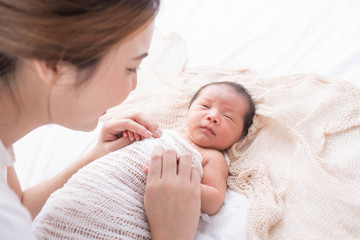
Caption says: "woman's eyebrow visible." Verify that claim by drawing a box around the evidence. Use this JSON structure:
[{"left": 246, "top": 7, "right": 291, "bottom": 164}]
[{"left": 132, "top": 52, "right": 148, "bottom": 60}]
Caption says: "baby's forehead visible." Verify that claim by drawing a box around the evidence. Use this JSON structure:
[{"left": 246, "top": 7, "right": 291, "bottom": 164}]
[
  {"left": 198, "top": 85, "right": 249, "bottom": 113},
  {"left": 199, "top": 84, "right": 243, "bottom": 99}
]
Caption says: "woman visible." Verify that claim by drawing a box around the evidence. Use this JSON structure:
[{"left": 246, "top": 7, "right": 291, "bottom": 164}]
[{"left": 0, "top": 1, "right": 201, "bottom": 239}]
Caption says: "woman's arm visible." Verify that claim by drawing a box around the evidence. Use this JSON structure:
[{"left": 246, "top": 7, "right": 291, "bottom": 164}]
[
  {"left": 8, "top": 112, "right": 160, "bottom": 219},
  {"left": 7, "top": 147, "right": 113, "bottom": 219},
  {"left": 200, "top": 150, "right": 229, "bottom": 215}
]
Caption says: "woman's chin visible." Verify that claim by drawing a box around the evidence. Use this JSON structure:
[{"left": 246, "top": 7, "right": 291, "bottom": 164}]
[
  {"left": 84, "top": 121, "right": 99, "bottom": 132},
  {"left": 73, "top": 120, "right": 99, "bottom": 132}
]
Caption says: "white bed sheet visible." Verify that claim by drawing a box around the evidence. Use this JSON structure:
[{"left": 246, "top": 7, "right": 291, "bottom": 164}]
[{"left": 13, "top": 0, "right": 360, "bottom": 239}]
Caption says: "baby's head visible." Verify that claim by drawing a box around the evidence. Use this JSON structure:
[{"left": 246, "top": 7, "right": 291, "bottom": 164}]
[{"left": 186, "top": 81, "right": 255, "bottom": 151}]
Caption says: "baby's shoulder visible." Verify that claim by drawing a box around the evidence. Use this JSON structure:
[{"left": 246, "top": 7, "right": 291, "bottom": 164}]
[{"left": 199, "top": 148, "right": 226, "bottom": 165}]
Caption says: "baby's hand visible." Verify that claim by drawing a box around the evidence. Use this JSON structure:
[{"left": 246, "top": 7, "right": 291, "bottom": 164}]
[
  {"left": 122, "top": 130, "right": 151, "bottom": 141},
  {"left": 108, "top": 112, "right": 162, "bottom": 143},
  {"left": 91, "top": 112, "right": 162, "bottom": 160},
  {"left": 143, "top": 163, "right": 150, "bottom": 173}
]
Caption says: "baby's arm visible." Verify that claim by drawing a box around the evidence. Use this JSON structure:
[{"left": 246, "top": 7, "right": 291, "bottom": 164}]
[{"left": 200, "top": 150, "right": 229, "bottom": 215}]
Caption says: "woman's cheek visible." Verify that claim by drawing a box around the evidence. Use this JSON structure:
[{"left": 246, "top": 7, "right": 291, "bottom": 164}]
[{"left": 131, "top": 74, "right": 137, "bottom": 91}]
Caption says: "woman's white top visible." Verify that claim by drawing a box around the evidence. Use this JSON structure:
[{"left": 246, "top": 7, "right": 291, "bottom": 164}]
[{"left": 0, "top": 139, "right": 36, "bottom": 240}]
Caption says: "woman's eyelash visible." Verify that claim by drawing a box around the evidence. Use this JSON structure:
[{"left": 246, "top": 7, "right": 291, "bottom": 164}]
[{"left": 127, "top": 67, "right": 140, "bottom": 73}]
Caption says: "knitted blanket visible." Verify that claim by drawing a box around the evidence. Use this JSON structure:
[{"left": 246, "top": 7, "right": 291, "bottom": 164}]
[
  {"left": 103, "top": 33, "right": 360, "bottom": 239},
  {"left": 32, "top": 130, "right": 203, "bottom": 239}
]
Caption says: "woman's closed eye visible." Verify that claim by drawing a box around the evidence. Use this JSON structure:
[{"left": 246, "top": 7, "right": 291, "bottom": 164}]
[{"left": 127, "top": 67, "right": 140, "bottom": 74}]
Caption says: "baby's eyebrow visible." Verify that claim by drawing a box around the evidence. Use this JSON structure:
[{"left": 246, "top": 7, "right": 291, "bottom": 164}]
[{"left": 224, "top": 106, "right": 238, "bottom": 113}]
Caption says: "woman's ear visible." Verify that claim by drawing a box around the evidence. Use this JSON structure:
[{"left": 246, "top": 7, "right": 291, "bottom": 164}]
[
  {"left": 33, "top": 60, "right": 76, "bottom": 86},
  {"left": 33, "top": 60, "right": 59, "bottom": 85}
]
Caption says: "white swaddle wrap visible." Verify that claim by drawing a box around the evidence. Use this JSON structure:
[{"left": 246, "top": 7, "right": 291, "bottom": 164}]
[{"left": 32, "top": 130, "right": 203, "bottom": 240}]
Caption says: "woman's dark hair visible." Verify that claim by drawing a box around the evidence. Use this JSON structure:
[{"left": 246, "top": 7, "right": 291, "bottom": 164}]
[
  {"left": 188, "top": 81, "right": 255, "bottom": 138},
  {"left": 0, "top": 0, "right": 160, "bottom": 99}
]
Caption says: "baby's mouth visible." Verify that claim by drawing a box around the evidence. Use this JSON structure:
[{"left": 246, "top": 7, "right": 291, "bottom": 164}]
[{"left": 201, "top": 126, "right": 215, "bottom": 135}]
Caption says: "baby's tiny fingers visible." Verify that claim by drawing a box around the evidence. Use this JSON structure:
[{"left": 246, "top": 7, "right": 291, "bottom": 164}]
[
  {"left": 123, "top": 131, "right": 128, "bottom": 138},
  {"left": 134, "top": 133, "right": 141, "bottom": 141},
  {"left": 143, "top": 164, "right": 150, "bottom": 173},
  {"left": 128, "top": 131, "right": 135, "bottom": 141}
]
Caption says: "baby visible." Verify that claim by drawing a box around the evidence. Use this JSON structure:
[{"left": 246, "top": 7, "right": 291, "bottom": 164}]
[
  {"left": 144, "top": 81, "right": 255, "bottom": 214},
  {"left": 32, "top": 81, "right": 255, "bottom": 239}
]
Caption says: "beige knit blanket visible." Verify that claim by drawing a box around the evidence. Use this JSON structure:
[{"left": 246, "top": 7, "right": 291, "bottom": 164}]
[{"left": 104, "top": 32, "right": 360, "bottom": 239}]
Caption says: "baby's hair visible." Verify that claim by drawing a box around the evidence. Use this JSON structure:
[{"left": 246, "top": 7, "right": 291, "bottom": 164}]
[{"left": 188, "top": 81, "right": 255, "bottom": 138}]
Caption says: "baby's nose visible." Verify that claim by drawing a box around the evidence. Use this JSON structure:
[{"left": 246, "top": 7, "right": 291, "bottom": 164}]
[{"left": 206, "top": 114, "right": 219, "bottom": 124}]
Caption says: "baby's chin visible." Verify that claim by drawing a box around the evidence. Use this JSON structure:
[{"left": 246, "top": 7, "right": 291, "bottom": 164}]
[
  {"left": 192, "top": 139, "right": 226, "bottom": 151},
  {"left": 186, "top": 131, "right": 231, "bottom": 151},
  {"left": 201, "top": 138, "right": 237, "bottom": 151}
]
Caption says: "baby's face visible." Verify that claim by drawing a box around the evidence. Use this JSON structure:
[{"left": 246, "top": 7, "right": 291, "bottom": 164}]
[{"left": 186, "top": 84, "right": 249, "bottom": 150}]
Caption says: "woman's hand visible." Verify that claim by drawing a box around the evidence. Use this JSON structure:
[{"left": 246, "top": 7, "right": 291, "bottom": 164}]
[
  {"left": 144, "top": 146, "right": 201, "bottom": 240},
  {"left": 19, "top": 113, "right": 160, "bottom": 220},
  {"left": 89, "top": 112, "right": 161, "bottom": 162}
]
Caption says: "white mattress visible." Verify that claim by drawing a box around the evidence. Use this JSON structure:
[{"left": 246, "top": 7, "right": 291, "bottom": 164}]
[{"left": 13, "top": 0, "right": 360, "bottom": 239}]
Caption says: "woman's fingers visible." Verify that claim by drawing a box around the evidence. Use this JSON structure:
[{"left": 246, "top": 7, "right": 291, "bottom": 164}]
[
  {"left": 147, "top": 148, "right": 201, "bottom": 181},
  {"left": 191, "top": 166, "right": 201, "bottom": 186},
  {"left": 130, "top": 112, "right": 161, "bottom": 138},
  {"left": 94, "top": 112, "right": 161, "bottom": 162},
  {"left": 147, "top": 146, "right": 164, "bottom": 181},
  {"left": 177, "top": 153, "right": 192, "bottom": 180},
  {"left": 110, "top": 135, "right": 133, "bottom": 151},
  {"left": 162, "top": 149, "right": 177, "bottom": 179},
  {"left": 105, "top": 119, "right": 153, "bottom": 139},
  {"left": 144, "top": 147, "right": 201, "bottom": 240},
  {"left": 106, "top": 112, "right": 161, "bottom": 139}
]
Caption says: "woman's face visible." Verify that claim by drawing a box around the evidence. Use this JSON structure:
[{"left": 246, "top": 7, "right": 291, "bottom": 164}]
[
  {"left": 186, "top": 84, "right": 249, "bottom": 150},
  {"left": 51, "top": 20, "right": 155, "bottom": 131}
]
